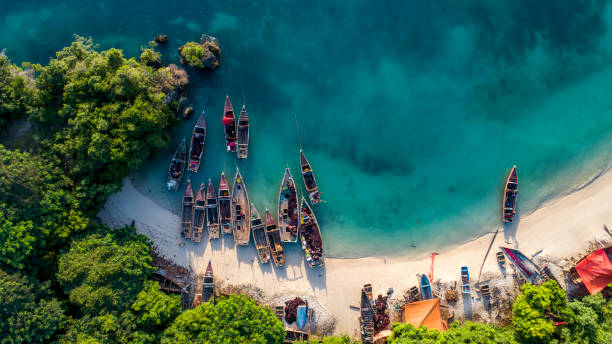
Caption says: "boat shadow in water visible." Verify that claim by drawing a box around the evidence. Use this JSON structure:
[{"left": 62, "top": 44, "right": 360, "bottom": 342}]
[{"left": 502, "top": 215, "right": 520, "bottom": 247}]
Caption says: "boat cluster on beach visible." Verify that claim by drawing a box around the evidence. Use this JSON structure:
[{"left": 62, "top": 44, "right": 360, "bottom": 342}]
[{"left": 165, "top": 95, "right": 325, "bottom": 268}]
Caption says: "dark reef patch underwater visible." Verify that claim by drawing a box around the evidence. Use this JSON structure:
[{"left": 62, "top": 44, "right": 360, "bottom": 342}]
[{"left": 3, "top": 0, "right": 612, "bottom": 257}]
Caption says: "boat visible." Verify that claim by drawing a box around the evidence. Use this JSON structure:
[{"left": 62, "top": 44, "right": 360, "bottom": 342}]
[
  {"left": 231, "top": 167, "right": 251, "bottom": 245},
  {"left": 181, "top": 180, "right": 194, "bottom": 239},
  {"left": 202, "top": 261, "right": 214, "bottom": 303},
  {"left": 265, "top": 209, "right": 285, "bottom": 267},
  {"left": 251, "top": 204, "right": 271, "bottom": 264},
  {"left": 496, "top": 251, "right": 506, "bottom": 267},
  {"left": 500, "top": 247, "right": 543, "bottom": 283},
  {"left": 278, "top": 168, "right": 299, "bottom": 242},
  {"left": 300, "top": 149, "right": 322, "bottom": 204},
  {"left": 187, "top": 112, "right": 206, "bottom": 172},
  {"left": 502, "top": 165, "right": 518, "bottom": 223},
  {"left": 191, "top": 183, "right": 206, "bottom": 242},
  {"left": 222, "top": 95, "right": 237, "bottom": 152},
  {"left": 297, "top": 304, "right": 308, "bottom": 329},
  {"left": 237, "top": 104, "right": 249, "bottom": 159},
  {"left": 205, "top": 179, "right": 220, "bottom": 240},
  {"left": 360, "top": 285, "right": 375, "bottom": 344},
  {"left": 299, "top": 197, "right": 324, "bottom": 267},
  {"left": 460, "top": 264, "right": 471, "bottom": 294},
  {"left": 218, "top": 172, "right": 232, "bottom": 235},
  {"left": 420, "top": 274, "right": 432, "bottom": 300},
  {"left": 166, "top": 137, "right": 187, "bottom": 191}
]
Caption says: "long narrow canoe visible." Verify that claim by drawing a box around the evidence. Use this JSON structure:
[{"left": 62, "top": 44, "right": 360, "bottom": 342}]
[
  {"left": 300, "top": 149, "right": 322, "bottom": 204},
  {"left": 299, "top": 197, "right": 324, "bottom": 267},
  {"left": 297, "top": 304, "right": 308, "bottom": 329},
  {"left": 502, "top": 165, "right": 518, "bottom": 223},
  {"left": 420, "top": 274, "right": 432, "bottom": 300},
  {"left": 237, "top": 105, "right": 249, "bottom": 159},
  {"left": 192, "top": 183, "right": 206, "bottom": 242},
  {"left": 187, "top": 112, "right": 206, "bottom": 172},
  {"left": 278, "top": 168, "right": 299, "bottom": 242},
  {"left": 500, "top": 247, "right": 543, "bottom": 283},
  {"left": 231, "top": 168, "right": 250, "bottom": 245},
  {"left": 222, "top": 95, "right": 237, "bottom": 152},
  {"left": 218, "top": 172, "right": 232, "bottom": 235},
  {"left": 251, "top": 204, "right": 271, "bottom": 264},
  {"left": 202, "top": 261, "right": 214, "bottom": 303},
  {"left": 265, "top": 209, "right": 285, "bottom": 267},
  {"left": 181, "top": 180, "right": 194, "bottom": 239},
  {"left": 205, "top": 179, "right": 220, "bottom": 240},
  {"left": 166, "top": 137, "right": 187, "bottom": 191}
]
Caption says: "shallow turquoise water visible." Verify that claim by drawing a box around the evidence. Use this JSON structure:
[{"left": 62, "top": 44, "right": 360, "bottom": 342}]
[{"left": 3, "top": 1, "right": 612, "bottom": 257}]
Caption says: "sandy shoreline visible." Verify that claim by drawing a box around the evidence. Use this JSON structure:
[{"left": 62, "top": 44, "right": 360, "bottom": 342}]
[{"left": 98, "top": 169, "right": 612, "bottom": 336}]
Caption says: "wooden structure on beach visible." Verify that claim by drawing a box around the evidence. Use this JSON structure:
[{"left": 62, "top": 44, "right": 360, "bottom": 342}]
[
  {"left": 265, "top": 209, "right": 285, "bottom": 266},
  {"left": 502, "top": 165, "right": 518, "bottom": 222},
  {"left": 231, "top": 168, "right": 251, "bottom": 245},
  {"left": 237, "top": 104, "right": 249, "bottom": 159},
  {"left": 206, "top": 179, "right": 220, "bottom": 240},
  {"left": 187, "top": 112, "right": 206, "bottom": 172},
  {"left": 218, "top": 172, "right": 232, "bottom": 235},
  {"left": 360, "top": 284, "right": 375, "bottom": 344},
  {"left": 166, "top": 137, "right": 186, "bottom": 191},
  {"left": 192, "top": 183, "right": 206, "bottom": 242},
  {"left": 278, "top": 168, "right": 299, "bottom": 242},
  {"left": 251, "top": 204, "right": 271, "bottom": 264},
  {"left": 181, "top": 180, "right": 194, "bottom": 239}
]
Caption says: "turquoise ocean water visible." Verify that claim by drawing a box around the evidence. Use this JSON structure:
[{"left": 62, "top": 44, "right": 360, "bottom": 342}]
[{"left": 3, "top": 1, "right": 612, "bottom": 257}]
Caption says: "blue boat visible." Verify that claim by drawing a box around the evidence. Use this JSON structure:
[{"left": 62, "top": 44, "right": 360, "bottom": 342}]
[
  {"left": 297, "top": 304, "right": 308, "bottom": 329},
  {"left": 420, "top": 274, "right": 433, "bottom": 300},
  {"left": 460, "top": 263, "right": 471, "bottom": 294}
]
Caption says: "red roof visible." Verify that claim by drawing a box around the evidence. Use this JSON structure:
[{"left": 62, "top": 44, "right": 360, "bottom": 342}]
[
  {"left": 576, "top": 248, "right": 612, "bottom": 295},
  {"left": 403, "top": 298, "right": 447, "bottom": 331}
]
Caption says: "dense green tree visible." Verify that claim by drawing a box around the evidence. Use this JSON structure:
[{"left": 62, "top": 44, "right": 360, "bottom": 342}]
[
  {"left": 178, "top": 42, "right": 205, "bottom": 68},
  {"left": 302, "top": 335, "right": 359, "bottom": 344},
  {"left": 386, "top": 323, "right": 441, "bottom": 344},
  {"left": 131, "top": 281, "right": 181, "bottom": 337},
  {"left": 558, "top": 293, "right": 612, "bottom": 344},
  {"left": 56, "top": 226, "right": 155, "bottom": 315},
  {"left": 512, "top": 280, "right": 570, "bottom": 343},
  {"left": 0, "top": 269, "right": 66, "bottom": 344},
  {"left": 0, "top": 53, "right": 36, "bottom": 127},
  {"left": 387, "top": 321, "right": 517, "bottom": 344},
  {"left": 139, "top": 48, "right": 162, "bottom": 68},
  {"left": 162, "top": 294, "right": 285, "bottom": 344}
]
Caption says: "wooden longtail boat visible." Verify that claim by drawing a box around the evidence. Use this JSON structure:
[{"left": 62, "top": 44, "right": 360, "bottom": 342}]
[
  {"left": 218, "top": 172, "right": 232, "bottom": 235},
  {"left": 502, "top": 165, "right": 518, "bottom": 223},
  {"left": 420, "top": 274, "right": 432, "bottom": 300},
  {"left": 299, "top": 197, "right": 324, "bottom": 267},
  {"left": 192, "top": 183, "right": 206, "bottom": 242},
  {"left": 300, "top": 149, "right": 322, "bottom": 204},
  {"left": 205, "top": 179, "right": 220, "bottom": 240},
  {"left": 360, "top": 285, "right": 375, "bottom": 344},
  {"left": 202, "top": 261, "right": 214, "bottom": 303},
  {"left": 231, "top": 168, "right": 251, "bottom": 245},
  {"left": 460, "top": 264, "right": 471, "bottom": 294},
  {"left": 187, "top": 112, "right": 206, "bottom": 172},
  {"left": 181, "top": 180, "right": 194, "bottom": 239},
  {"left": 278, "top": 168, "right": 299, "bottom": 242},
  {"left": 222, "top": 95, "right": 237, "bottom": 152},
  {"left": 265, "top": 209, "right": 285, "bottom": 267},
  {"left": 251, "top": 203, "right": 271, "bottom": 264},
  {"left": 237, "top": 105, "right": 249, "bottom": 159},
  {"left": 166, "top": 137, "right": 187, "bottom": 191},
  {"left": 500, "top": 247, "right": 543, "bottom": 283}
]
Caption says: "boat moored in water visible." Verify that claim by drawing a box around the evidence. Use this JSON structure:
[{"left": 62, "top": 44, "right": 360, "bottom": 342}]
[
  {"left": 166, "top": 137, "right": 187, "bottom": 191},
  {"left": 187, "top": 112, "right": 206, "bottom": 172},
  {"left": 192, "top": 183, "right": 206, "bottom": 242},
  {"left": 299, "top": 197, "right": 324, "bottom": 267},
  {"left": 265, "top": 209, "right": 285, "bottom": 267},
  {"left": 218, "top": 172, "right": 232, "bottom": 235},
  {"left": 502, "top": 165, "right": 518, "bottom": 223},
  {"left": 251, "top": 204, "right": 271, "bottom": 264},
  {"left": 237, "top": 105, "right": 249, "bottom": 159},
  {"left": 205, "top": 179, "right": 220, "bottom": 240},
  {"left": 300, "top": 149, "right": 322, "bottom": 204},
  {"left": 222, "top": 95, "right": 237, "bottom": 152},
  {"left": 278, "top": 168, "right": 299, "bottom": 242},
  {"left": 231, "top": 168, "right": 251, "bottom": 245},
  {"left": 181, "top": 180, "right": 194, "bottom": 239}
]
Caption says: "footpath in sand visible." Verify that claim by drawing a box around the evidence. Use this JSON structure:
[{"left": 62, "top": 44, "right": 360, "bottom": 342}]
[{"left": 99, "top": 170, "right": 612, "bottom": 336}]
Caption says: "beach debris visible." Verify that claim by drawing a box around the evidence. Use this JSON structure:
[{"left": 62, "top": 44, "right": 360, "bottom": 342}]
[
  {"left": 155, "top": 34, "right": 168, "bottom": 43},
  {"left": 374, "top": 294, "right": 390, "bottom": 333},
  {"left": 360, "top": 286, "right": 375, "bottom": 344},
  {"left": 284, "top": 297, "right": 306, "bottom": 324},
  {"left": 275, "top": 305, "right": 285, "bottom": 320},
  {"left": 445, "top": 287, "right": 458, "bottom": 303}
]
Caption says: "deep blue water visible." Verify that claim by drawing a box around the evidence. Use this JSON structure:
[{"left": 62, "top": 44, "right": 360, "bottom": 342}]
[{"left": 3, "top": 1, "right": 612, "bottom": 257}]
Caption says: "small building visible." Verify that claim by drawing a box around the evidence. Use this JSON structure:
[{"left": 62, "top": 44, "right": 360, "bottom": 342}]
[{"left": 403, "top": 298, "right": 448, "bottom": 331}]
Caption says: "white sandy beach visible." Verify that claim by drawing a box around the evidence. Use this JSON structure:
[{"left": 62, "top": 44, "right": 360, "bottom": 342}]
[{"left": 98, "top": 170, "right": 612, "bottom": 336}]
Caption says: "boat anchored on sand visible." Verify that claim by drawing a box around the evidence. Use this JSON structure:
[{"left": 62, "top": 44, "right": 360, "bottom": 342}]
[
  {"left": 502, "top": 165, "right": 518, "bottom": 223},
  {"left": 205, "top": 179, "right": 220, "bottom": 240},
  {"left": 300, "top": 149, "right": 322, "bottom": 204},
  {"left": 191, "top": 183, "right": 206, "bottom": 242},
  {"left": 460, "top": 264, "right": 471, "bottom": 294},
  {"left": 218, "top": 172, "right": 232, "bottom": 235},
  {"left": 420, "top": 274, "right": 433, "bottom": 300},
  {"left": 181, "top": 180, "right": 194, "bottom": 239},
  {"left": 237, "top": 105, "right": 249, "bottom": 159},
  {"left": 166, "top": 137, "right": 187, "bottom": 191},
  {"left": 202, "top": 261, "right": 214, "bottom": 303},
  {"left": 278, "top": 168, "right": 299, "bottom": 242},
  {"left": 251, "top": 204, "right": 271, "bottom": 264},
  {"left": 222, "top": 95, "right": 237, "bottom": 152},
  {"left": 231, "top": 168, "right": 250, "bottom": 245},
  {"left": 187, "top": 112, "right": 206, "bottom": 172},
  {"left": 265, "top": 209, "right": 285, "bottom": 267},
  {"left": 299, "top": 197, "right": 324, "bottom": 267}
]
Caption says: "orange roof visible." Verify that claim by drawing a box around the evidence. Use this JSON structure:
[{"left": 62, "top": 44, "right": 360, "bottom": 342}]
[
  {"left": 576, "top": 248, "right": 612, "bottom": 295},
  {"left": 403, "top": 298, "right": 447, "bottom": 331}
]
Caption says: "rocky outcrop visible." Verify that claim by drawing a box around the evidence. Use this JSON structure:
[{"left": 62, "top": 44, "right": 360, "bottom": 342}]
[
  {"left": 178, "top": 35, "right": 221, "bottom": 70},
  {"left": 155, "top": 35, "right": 168, "bottom": 44},
  {"left": 183, "top": 106, "right": 194, "bottom": 119}
]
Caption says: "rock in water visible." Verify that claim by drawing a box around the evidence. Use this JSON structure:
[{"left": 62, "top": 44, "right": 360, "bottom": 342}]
[
  {"left": 178, "top": 35, "right": 221, "bottom": 70},
  {"left": 155, "top": 35, "right": 168, "bottom": 44},
  {"left": 183, "top": 106, "right": 194, "bottom": 119}
]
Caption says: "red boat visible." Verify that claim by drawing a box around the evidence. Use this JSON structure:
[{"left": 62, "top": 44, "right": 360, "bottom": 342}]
[
  {"left": 502, "top": 165, "right": 518, "bottom": 223},
  {"left": 187, "top": 112, "right": 206, "bottom": 172},
  {"left": 222, "top": 96, "right": 237, "bottom": 152}
]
